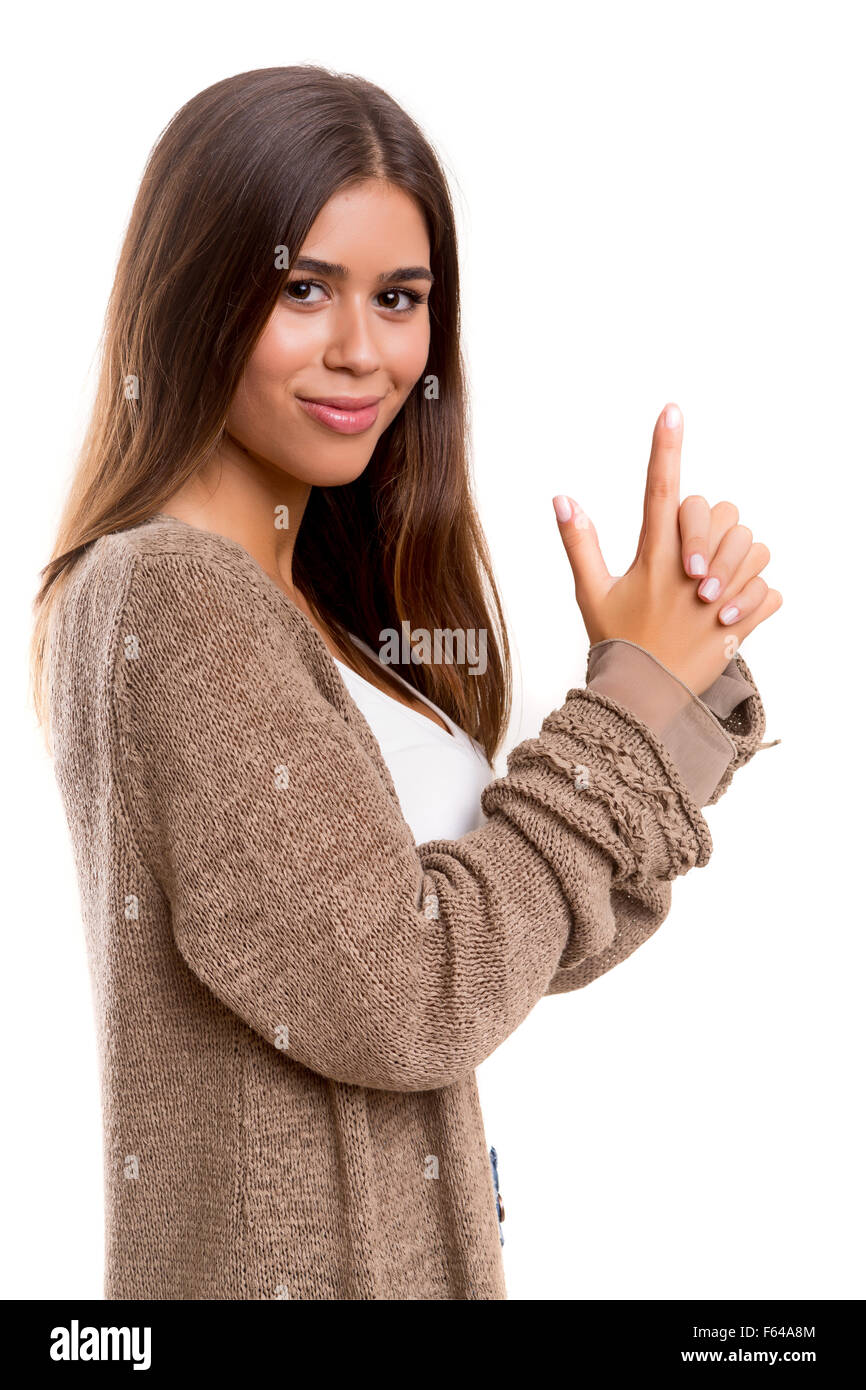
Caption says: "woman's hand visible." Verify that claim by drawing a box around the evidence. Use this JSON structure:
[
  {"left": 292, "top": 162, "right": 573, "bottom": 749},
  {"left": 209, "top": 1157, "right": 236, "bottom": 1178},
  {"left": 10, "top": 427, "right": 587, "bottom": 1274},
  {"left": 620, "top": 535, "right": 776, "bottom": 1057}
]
[{"left": 552, "top": 403, "right": 782, "bottom": 695}]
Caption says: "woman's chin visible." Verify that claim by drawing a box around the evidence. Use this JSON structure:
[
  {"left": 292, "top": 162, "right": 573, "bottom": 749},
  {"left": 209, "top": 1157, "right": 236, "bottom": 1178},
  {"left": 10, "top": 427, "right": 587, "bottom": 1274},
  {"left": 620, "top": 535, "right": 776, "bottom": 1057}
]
[{"left": 283, "top": 455, "right": 376, "bottom": 488}]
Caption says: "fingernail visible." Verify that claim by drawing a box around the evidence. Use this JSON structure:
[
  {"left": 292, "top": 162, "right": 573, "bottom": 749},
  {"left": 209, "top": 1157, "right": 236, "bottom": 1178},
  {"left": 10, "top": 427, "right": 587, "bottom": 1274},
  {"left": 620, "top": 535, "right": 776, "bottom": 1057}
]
[
  {"left": 664, "top": 404, "right": 681, "bottom": 429},
  {"left": 719, "top": 605, "right": 740, "bottom": 625},
  {"left": 553, "top": 495, "right": 572, "bottom": 522},
  {"left": 688, "top": 553, "right": 707, "bottom": 576},
  {"left": 698, "top": 576, "right": 721, "bottom": 600}
]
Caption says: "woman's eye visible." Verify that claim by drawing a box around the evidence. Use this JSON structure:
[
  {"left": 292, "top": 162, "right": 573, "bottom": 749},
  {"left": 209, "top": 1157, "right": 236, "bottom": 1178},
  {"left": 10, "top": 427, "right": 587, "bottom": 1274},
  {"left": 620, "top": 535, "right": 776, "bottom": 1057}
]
[
  {"left": 376, "top": 288, "right": 425, "bottom": 313},
  {"left": 284, "top": 280, "right": 328, "bottom": 305}
]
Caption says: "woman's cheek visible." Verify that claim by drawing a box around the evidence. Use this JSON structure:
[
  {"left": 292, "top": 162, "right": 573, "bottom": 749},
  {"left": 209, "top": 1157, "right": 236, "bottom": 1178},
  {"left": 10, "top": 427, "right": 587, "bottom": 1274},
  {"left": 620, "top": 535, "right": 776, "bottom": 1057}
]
[
  {"left": 252, "top": 311, "right": 318, "bottom": 379},
  {"left": 392, "top": 323, "right": 431, "bottom": 394}
]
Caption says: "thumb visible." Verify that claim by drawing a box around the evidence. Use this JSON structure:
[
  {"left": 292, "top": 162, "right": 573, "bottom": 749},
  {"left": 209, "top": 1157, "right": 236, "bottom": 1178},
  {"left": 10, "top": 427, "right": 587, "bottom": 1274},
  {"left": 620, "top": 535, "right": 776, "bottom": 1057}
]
[{"left": 551, "top": 495, "right": 611, "bottom": 617}]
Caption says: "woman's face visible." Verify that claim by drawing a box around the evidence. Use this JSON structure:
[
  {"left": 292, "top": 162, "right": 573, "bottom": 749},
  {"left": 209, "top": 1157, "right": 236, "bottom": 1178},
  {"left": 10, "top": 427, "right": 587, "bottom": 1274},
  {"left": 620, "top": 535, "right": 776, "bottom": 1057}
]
[{"left": 226, "top": 179, "right": 433, "bottom": 486}]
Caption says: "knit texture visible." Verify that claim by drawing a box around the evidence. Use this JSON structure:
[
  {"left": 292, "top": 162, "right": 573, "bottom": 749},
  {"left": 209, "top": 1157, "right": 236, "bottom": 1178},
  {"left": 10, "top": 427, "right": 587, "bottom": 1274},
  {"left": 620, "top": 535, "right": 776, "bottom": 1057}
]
[{"left": 48, "top": 514, "right": 768, "bottom": 1299}]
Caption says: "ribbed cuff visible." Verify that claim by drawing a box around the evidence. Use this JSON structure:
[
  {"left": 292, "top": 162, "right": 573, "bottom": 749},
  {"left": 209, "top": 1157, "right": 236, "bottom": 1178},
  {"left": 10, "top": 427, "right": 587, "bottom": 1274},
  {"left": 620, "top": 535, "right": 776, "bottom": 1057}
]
[
  {"left": 584, "top": 639, "right": 756, "bottom": 807},
  {"left": 485, "top": 684, "right": 714, "bottom": 897}
]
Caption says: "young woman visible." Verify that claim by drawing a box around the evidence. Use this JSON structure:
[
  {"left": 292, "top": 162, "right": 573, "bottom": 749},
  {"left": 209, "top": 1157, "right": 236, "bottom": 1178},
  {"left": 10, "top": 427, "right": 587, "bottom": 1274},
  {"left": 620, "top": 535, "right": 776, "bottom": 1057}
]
[{"left": 31, "top": 65, "right": 781, "bottom": 1301}]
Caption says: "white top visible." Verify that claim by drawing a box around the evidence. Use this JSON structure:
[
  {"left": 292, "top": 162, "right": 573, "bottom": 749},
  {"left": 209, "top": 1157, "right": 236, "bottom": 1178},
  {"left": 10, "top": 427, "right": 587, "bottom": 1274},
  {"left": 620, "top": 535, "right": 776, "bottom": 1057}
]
[{"left": 333, "top": 634, "right": 492, "bottom": 844}]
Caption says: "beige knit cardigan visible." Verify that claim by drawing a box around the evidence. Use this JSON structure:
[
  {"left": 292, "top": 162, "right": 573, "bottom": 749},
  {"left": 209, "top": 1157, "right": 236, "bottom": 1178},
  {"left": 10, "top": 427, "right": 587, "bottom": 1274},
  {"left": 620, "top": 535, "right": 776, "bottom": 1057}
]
[{"left": 48, "top": 513, "right": 769, "bottom": 1300}]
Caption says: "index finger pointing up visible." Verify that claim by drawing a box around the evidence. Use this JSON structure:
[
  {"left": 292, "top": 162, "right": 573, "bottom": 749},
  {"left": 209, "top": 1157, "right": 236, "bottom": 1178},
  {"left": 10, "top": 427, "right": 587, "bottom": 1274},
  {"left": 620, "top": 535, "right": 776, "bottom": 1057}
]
[{"left": 642, "top": 403, "right": 683, "bottom": 558}]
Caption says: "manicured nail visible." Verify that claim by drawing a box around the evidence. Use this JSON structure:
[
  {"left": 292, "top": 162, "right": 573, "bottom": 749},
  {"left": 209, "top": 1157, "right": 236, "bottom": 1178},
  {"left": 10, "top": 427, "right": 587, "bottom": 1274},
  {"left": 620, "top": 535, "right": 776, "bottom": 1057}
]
[
  {"left": 553, "top": 495, "right": 572, "bottom": 522},
  {"left": 698, "top": 576, "right": 721, "bottom": 600},
  {"left": 688, "top": 553, "right": 707, "bottom": 576},
  {"left": 719, "top": 605, "right": 740, "bottom": 625},
  {"left": 664, "top": 404, "right": 681, "bottom": 429}
]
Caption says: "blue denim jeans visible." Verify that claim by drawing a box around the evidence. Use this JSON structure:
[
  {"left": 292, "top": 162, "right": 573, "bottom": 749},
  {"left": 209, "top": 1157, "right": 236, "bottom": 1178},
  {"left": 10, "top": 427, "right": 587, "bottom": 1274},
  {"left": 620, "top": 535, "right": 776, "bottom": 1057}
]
[{"left": 489, "top": 1145, "right": 505, "bottom": 1246}]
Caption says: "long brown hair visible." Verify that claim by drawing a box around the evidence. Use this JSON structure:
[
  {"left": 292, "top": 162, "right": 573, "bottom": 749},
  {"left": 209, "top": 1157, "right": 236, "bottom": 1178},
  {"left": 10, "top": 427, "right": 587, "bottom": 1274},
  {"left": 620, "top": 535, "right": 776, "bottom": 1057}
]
[{"left": 31, "top": 65, "right": 512, "bottom": 764}]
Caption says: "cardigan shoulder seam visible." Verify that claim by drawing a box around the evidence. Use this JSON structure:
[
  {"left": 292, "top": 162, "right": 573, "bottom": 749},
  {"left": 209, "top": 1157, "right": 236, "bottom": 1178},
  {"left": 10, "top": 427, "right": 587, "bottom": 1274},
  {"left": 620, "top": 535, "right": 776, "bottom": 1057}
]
[
  {"left": 102, "top": 548, "right": 295, "bottom": 889},
  {"left": 106, "top": 521, "right": 313, "bottom": 638},
  {"left": 102, "top": 549, "right": 178, "bottom": 906}
]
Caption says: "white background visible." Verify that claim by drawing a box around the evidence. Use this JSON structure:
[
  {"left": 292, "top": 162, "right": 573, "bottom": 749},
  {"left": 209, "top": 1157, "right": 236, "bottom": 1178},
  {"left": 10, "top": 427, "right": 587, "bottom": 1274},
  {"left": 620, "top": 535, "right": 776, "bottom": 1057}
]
[{"left": 3, "top": 0, "right": 863, "bottom": 1300}]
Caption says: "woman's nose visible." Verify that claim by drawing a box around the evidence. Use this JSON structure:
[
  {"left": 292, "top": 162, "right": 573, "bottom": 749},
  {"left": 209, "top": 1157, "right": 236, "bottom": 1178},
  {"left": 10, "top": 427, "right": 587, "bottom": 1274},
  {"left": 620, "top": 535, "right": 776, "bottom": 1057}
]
[{"left": 322, "top": 297, "right": 381, "bottom": 375}]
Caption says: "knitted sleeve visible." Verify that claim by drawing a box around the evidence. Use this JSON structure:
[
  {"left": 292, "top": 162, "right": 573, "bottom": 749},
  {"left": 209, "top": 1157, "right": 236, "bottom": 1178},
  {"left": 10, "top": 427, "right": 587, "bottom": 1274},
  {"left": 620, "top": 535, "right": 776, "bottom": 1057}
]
[{"left": 113, "top": 554, "right": 768, "bottom": 1092}]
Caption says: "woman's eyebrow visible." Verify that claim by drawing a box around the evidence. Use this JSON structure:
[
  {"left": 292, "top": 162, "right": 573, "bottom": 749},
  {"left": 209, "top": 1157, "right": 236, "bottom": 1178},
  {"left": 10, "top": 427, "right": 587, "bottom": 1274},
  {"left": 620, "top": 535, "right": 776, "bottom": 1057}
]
[{"left": 292, "top": 256, "right": 434, "bottom": 284}]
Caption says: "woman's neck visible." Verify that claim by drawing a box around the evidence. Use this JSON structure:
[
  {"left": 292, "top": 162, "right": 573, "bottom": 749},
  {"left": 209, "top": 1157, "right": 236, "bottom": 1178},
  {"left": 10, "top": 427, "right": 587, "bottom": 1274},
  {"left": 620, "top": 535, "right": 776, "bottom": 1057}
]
[{"left": 160, "top": 433, "right": 311, "bottom": 605}]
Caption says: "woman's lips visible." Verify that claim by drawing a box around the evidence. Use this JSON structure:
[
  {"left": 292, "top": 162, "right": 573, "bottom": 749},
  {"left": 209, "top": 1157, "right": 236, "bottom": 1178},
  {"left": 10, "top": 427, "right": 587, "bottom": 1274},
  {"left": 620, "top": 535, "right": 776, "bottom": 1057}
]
[{"left": 297, "top": 396, "right": 382, "bottom": 435}]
